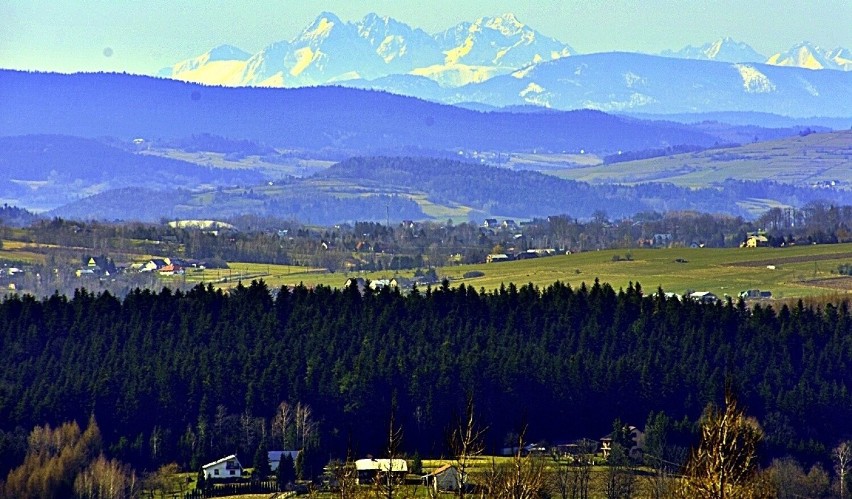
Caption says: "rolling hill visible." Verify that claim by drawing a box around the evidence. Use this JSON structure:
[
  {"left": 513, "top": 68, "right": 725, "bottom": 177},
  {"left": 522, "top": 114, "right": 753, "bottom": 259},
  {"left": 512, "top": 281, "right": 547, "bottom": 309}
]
[
  {"left": 545, "top": 129, "right": 852, "bottom": 189},
  {"left": 0, "top": 69, "right": 727, "bottom": 154}
]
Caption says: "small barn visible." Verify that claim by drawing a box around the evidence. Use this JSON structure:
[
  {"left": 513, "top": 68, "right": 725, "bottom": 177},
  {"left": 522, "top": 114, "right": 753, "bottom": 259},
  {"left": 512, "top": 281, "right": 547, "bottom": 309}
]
[
  {"left": 202, "top": 454, "right": 243, "bottom": 479},
  {"left": 423, "top": 464, "right": 466, "bottom": 492}
]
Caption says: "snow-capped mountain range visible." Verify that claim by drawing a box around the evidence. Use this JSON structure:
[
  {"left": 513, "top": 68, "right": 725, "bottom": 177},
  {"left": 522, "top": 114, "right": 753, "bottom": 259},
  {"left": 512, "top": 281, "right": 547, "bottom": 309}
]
[
  {"left": 661, "top": 37, "right": 766, "bottom": 63},
  {"left": 153, "top": 12, "right": 851, "bottom": 116},
  {"left": 661, "top": 38, "right": 851, "bottom": 71},
  {"left": 159, "top": 12, "right": 575, "bottom": 88},
  {"left": 159, "top": 12, "right": 850, "bottom": 91}
]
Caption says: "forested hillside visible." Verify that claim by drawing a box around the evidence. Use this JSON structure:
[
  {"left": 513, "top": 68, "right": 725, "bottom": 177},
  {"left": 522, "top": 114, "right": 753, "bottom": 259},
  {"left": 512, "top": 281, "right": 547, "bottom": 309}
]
[
  {"left": 0, "top": 70, "right": 723, "bottom": 153},
  {"left": 0, "top": 280, "right": 849, "bottom": 478}
]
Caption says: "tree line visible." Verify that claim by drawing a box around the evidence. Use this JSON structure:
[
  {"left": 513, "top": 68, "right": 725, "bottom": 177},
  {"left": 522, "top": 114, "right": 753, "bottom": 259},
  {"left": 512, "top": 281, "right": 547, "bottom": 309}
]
[{"left": 1, "top": 279, "right": 852, "bottom": 482}]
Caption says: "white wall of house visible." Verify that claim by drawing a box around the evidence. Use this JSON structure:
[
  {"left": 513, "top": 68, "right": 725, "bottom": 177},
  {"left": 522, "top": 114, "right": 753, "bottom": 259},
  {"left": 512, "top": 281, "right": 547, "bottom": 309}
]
[{"left": 202, "top": 455, "right": 243, "bottom": 479}]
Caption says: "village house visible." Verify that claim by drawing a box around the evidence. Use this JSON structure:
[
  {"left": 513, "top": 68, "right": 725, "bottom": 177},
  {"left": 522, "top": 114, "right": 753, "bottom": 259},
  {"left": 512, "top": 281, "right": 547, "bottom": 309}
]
[
  {"left": 389, "top": 276, "right": 413, "bottom": 290},
  {"left": 554, "top": 438, "right": 599, "bottom": 458},
  {"left": 354, "top": 458, "right": 408, "bottom": 485},
  {"left": 688, "top": 291, "right": 719, "bottom": 304},
  {"left": 158, "top": 263, "right": 184, "bottom": 276},
  {"left": 139, "top": 258, "right": 171, "bottom": 272},
  {"left": 344, "top": 277, "right": 367, "bottom": 294},
  {"left": 742, "top": 234, "right": 769, "bottom": 248},
  {"left": 202, "top": 454, "right": 243, "bottom": 479},
  {"left": 653, "top": 233, "right": 673, "bottom": 247},
  {"left": 599, "top": 426, "right": 644, "bottom": 460},
  {"left": 487, "top": 253, "right": 511, "bottom": 263},
  {"left": 482, "top": 219, "right": 500, "bottom": 229},
  {"left": 370, "top": 279, "right": 391, "bottom": 290}
]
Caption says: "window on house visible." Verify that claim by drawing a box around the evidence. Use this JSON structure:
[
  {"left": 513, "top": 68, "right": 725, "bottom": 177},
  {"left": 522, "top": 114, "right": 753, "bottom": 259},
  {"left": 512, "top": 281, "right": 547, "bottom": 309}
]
[
  {"left": 230, "top": 470, "right": 235, "bottom": 475},
  {"left": 214, "top": 469, "right": 219, "bottom": 475}
]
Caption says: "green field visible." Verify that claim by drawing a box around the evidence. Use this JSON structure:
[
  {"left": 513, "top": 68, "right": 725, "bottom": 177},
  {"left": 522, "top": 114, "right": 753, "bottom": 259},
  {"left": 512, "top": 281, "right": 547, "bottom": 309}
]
[
  {"left": 544, "top": 130, "right": 852, "bottom": 192},
  {"left": 202, "top": 243, "right": 852, "bottom": 301},
  {"left": 5, "top": 238, "right": 852, "bottom": 300},
  {"left": 139, "top": 148, "right": 336, "bottom": 178}
]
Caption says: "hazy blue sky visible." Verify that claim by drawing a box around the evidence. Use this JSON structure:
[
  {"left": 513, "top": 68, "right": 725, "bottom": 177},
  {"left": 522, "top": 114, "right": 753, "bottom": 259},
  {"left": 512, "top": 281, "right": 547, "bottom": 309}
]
[{"left": 1, "top": 0, "right": 849, "bottom": 74}]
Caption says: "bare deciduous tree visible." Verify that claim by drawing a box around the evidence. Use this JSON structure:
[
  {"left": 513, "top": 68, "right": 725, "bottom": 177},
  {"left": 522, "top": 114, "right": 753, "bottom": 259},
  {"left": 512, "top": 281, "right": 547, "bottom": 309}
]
[
  {"left": 74, "top": 453, "right": 139, "bottom": 499},
  {"left": 272, "top": 400, "right": 294, "bottom": 449},
  {"left": 678, "top": 391, "right": 772, "bottom": 499},
  {"left": 449, "top": 396, "right": 486, "bottom": 498},
  {"left": 550, "top": 439, "right": 594, "bottom": 499},
  {"left": 295, "top": 401, "right": 318, "bottom": 450},
  {"left": 834, "top": 441, "right": 852, "bottom": 499},
  {"left": 481, "top": 427, "right": 546, "bottom": 499}
]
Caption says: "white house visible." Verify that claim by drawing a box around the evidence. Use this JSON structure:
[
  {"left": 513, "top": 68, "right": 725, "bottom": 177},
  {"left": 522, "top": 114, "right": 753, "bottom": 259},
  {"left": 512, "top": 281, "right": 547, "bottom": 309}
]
[
  {"left": 268, "top": 450, "right": 300, "bottom": 472},
  {"left": 202, "top": 454, "right": 243, "bottom": 479}
]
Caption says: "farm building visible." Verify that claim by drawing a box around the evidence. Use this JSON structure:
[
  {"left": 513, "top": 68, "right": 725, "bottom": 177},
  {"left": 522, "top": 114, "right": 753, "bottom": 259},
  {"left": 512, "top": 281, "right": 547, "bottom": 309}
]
[
  {"left": 600, "top": 426, "right": 644, "bottom": 460},
  {"left": 422, "top": 464, "right": 466, "bottom": 492},
  {"left": 688, "top": 291, "right": 719, "bottom": 304},
  {"left": 202, "top": 454, "right": 243, "bottom": 479},
  {"left": 354, "top": 458, "right": 408, "bottom": 484}
]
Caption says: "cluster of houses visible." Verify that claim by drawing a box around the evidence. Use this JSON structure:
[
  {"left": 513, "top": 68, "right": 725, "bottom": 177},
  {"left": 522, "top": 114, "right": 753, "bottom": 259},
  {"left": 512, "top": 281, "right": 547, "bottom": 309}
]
[
  {"left": 199, "top": 426, "right": 645, "bottom": 493},
  {"left": 201, "top": 450, "right": 301, "bottom": 479},
  {"left": 343, "top": 275, "right": 440, "bottom": 293},
  {"left": 73, "top": 255, "right": 210, "bottom": 279},
  {"left": 665, "top": 289, "right": 773, "bottom": 304},
  {"left": 486, "top": 248, "right": 560, "bottom": 263}
]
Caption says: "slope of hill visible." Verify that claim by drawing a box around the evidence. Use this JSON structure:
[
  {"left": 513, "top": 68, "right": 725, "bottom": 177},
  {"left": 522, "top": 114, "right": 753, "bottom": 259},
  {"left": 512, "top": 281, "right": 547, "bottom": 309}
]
[
  {"left": 622, "top": 111, "right": 850, "bottom": 130},
  {"left": 0, "top": 70, "right": 725, "bottom": 154},
  {"left": 46, "top": 184, "right": 427, "bottom": 225},
  {"left": 547, "top": 130, "right": 852, "bottom": 189},
  {"left": 0, "top": 135, "right": 265, "bottom": 212},
  {"left": 47, "top": 153, "right": 852, "bottom": 223}
]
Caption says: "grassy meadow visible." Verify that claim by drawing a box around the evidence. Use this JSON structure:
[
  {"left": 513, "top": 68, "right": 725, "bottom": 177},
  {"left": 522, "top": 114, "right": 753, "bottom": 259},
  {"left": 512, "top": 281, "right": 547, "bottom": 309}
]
[
  {"left": 179, "top": 243, "right": 852, "bottom": 300},
  {"left": 4, "top": 236, "right": 852, "bottom": 301}
]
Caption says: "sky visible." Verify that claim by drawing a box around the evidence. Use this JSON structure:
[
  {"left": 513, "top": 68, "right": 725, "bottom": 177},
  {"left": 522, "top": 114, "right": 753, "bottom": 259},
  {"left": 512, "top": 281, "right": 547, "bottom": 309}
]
[{"left": 1, "top": 0, "right": 850, "bottom": 74}]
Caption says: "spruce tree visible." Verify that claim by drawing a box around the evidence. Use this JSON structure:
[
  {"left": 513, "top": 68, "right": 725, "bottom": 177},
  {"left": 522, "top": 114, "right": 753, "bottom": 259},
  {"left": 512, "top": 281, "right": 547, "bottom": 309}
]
[
  {"left": 253, "top": 438, "right": 271, "bottom": 480},
  {"left": 277, "top": 453, "right": 296, "bottom": 488}
]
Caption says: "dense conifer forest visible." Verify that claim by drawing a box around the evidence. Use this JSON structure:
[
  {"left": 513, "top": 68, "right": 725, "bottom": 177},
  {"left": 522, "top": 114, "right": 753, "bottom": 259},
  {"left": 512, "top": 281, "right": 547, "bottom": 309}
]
[{"left": 1, "top": 279, "right": 851, "bottom": 481}]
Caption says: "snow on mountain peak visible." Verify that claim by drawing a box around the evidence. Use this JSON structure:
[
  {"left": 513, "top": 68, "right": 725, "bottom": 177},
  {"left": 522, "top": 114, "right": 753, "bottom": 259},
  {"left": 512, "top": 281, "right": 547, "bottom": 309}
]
[
  {"left": 482, "top": 13, "right": 525, "bottom": 36},
  {"left": 662, "top": 38, "right": 765, "bottom": 63},
  {"left": 766, "top": 41, "right": 839, "bottom": 70},
  {"left": 302, "top": 12, "right": 340, "bottom": 41},
  {"left": 826, "top": 47, "right": 852, "bottom": 70}
]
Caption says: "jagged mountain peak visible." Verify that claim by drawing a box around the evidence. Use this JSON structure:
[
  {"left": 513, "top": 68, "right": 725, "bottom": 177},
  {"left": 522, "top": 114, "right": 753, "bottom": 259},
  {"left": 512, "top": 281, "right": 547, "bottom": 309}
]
[
  {"left": 297, "top": 11, "right": 347, "bottom": 42},
  {"left": 434, "top": 12, "right": 574, "bottom": 69},
  {"left": 767, "top": 41, "right": 840, "bottom": 70},
  {"left": 206, "top": 44, "right": 251, "bottom": 61},
  {"left": 661, "top": 37, "right": 765, "bottom": 63},
  {"left": 480, "top": 12, "right": 526, "bottom": 35}
]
